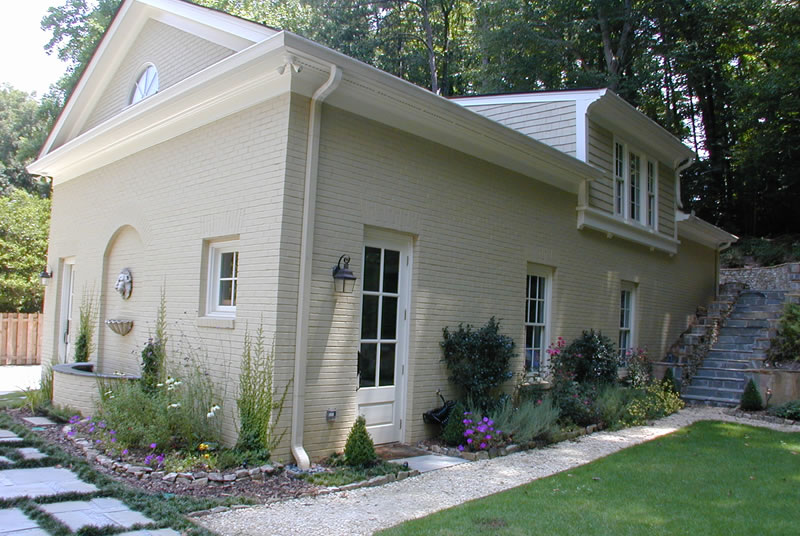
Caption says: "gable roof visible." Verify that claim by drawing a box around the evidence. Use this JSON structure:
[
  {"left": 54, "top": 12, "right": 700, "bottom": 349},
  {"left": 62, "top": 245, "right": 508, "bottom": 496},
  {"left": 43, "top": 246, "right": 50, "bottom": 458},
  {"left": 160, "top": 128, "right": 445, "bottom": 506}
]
[{"left": 39, "top": 0, "right": 276, "bottom": 155}]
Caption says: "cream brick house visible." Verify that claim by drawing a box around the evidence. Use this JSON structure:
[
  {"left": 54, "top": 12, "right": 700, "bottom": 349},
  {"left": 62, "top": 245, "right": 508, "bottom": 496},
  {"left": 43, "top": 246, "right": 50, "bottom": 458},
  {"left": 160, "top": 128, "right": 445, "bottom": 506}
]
[{"left": 29, "top": 0, "right": 735, "bottom": 467}]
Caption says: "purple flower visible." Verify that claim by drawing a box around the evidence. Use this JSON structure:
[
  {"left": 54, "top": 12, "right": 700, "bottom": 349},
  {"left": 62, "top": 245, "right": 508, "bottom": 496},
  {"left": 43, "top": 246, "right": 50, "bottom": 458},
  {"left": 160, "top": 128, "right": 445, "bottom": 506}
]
[
  {"left": 150, "top": 443, "right": 157, "bottom": 449},
  {"left": 111, "top": 437, "right": 117, "bottom": 443},
  {"left": 122, "top": 449, "right": 129, "bottom": 455},
  {"left": 67, "top": 430, "right": 76, "bottom": 437},
  {"left": 88, "top": 426, "right": 95, "bottom": 433},
  {"left": 144, "top": 455, "right": 153, "bottom": 465},
  {"left": 487, "top": 420, "right": 494, "bottom": 426},
  {"left": 496, "top": 430, "right": 502, "bottom": 435},
  {"left": 69, "top": 415, "right": 81, "bottom": 424},
  {"left": 457, "top": 445, "right": 465, "bottom": 452},
  {"left": 467, "top": 438, "right": 473, "bottom": 444},
  {"left": 465, "top": 429, "right": 474, "bottom": 435},
  {"left": 95, "top": 439, "right": 101, "bottom": 444},
  {"left": 480, "top": 442, "right": 487, "bottom": 449},
  {"left": 156, "top": 454, "right": 165, "bottom": 465},
  {"left": 462, "top": 419, "right": 471, "bottom": 425},
  {"left": 486, "top": 435, "right": 492, "bottom": 440},
  {"left": 483, "top": 417, "right": 489, "bottom": 423},
  {"left": 109, "top": 430, "right": 116, "bottom": 435}
]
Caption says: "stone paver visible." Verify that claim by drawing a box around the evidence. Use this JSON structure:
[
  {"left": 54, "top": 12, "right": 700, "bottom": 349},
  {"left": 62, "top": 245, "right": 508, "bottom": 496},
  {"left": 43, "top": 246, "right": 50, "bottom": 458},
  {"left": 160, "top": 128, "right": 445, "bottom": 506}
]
[
  {"left": 17, "top": 448, "right": 47, "bottom": 461},
  {"left": 21, "top": 417, "right": 56, "bottom": 427},
  {"left": 118, "top": 530, "right": 182, "bottom": 536},
  {"left": 41, "top": 498, "right": 155, "bottom": 532},
  {"left": 0, "top": 430, "right": 23, "bottom": 443},
  {"left": 0, "top": 507, "right": 49, "bottom": 536},
  {"left": 391, "top": 454, "right": 467, "bottom": 473},
  {"left": 0, "top": 467, "right": 98, "bottom": 499}
]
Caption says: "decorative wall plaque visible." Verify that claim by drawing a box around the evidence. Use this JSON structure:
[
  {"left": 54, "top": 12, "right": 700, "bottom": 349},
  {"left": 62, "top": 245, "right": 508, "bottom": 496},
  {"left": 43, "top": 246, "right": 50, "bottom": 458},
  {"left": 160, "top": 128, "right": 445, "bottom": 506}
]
[{"left": 114, "top": 268, "right": 133, "bottom": 299}]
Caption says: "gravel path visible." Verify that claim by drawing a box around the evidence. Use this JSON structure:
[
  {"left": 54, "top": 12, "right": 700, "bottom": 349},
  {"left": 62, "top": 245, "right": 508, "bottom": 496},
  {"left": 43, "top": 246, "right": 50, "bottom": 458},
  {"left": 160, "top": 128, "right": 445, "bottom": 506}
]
[{"left": 198, "top": 407, "right": 798, "bottom": 536}]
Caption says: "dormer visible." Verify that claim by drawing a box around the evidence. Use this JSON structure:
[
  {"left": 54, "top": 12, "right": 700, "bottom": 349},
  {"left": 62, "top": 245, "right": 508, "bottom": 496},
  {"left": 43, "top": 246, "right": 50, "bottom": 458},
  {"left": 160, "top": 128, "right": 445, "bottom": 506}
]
[{"left": 453, "top": 90, "right": 699, "bottom": 255}]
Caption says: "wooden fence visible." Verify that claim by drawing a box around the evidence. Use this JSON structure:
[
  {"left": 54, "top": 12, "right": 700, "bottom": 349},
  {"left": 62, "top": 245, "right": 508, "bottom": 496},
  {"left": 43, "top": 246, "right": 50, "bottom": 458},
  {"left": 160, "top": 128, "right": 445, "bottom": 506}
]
[{"left": 0, "top": 313, "right": 43, "bottom": 365}]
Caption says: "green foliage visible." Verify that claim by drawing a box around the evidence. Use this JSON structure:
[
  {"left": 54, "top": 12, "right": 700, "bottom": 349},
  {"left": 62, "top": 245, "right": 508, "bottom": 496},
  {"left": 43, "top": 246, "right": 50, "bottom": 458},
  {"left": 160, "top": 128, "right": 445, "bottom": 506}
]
[
  {"left": 766, "top": 399, "right": 800, "bottom": 421},
  {"left": 551, "top": 330, "right": 619, "bottom": 386},
  {"left": 344, "top": 415, "right": 377, "bottom": 467},
  {"left": 141, "top": 290, "right": 168, "bottom": 393},
  {"left": 301, "top": 456, "right": 401, "bottom": 487},
  {"left": 23, "top": 366, "right": 53, "bottom": 414},
  {"left": 73, "top": 288, "right": 97, "bottom": 363},
  {"left": 441, "top": 402, "right": 467, "bottom": 446},
  {"left": 440, "top": 317, "right": 515, "bottom": 411},
  {"left": 236, "top": 325, "right": 289, "bottom": 455},
  {"left": 0, "top": 190, "right": 50, "bottom": 312},
  {"left": 662, "top": 368, "right": 679, "bottom": 394},
  {"left": 740, "top": 379, "right": 764, "bottom": 411},
  {"left": 0, "top": 85, "right": 52, "bottom": 197},
  {"left": 626, "top": 348, "right": 652, "bottom": 388},
  {"left": 768, "top": 303, "right": 800, "bottom": 363},
  {"left": 620, "top": 383, "right": 685, "bottom": 427},
  {"left": 721, "top": 236, "right": 800, "bottom": 268},
  {"left": 595, "top": 384, "right": 637, "bottom": 429},
  {"left": 551, "top": 379, "right": 598, "bottom": 427},
  {"left": 490, "top": 397, "right": 560, "bottom": 445}
]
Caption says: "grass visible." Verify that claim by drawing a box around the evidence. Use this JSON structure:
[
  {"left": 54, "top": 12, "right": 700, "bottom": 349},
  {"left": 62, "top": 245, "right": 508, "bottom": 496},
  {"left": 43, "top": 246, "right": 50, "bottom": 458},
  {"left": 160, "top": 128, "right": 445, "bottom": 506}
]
[
  {"left": 0, "top": 412, "right": 252, "bottom": 536},
  {"left": 379, "top": 421, "right": 800, "bottom": 536},
  {"left": 0, "top": 391, "right": 26, "bottom": 409}
]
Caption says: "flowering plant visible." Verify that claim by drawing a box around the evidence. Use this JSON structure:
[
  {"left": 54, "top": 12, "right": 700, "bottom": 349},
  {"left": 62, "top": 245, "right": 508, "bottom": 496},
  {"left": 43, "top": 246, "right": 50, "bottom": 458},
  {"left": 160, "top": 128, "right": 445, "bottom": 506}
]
[{"left": 457, "top": 412, "right": 506, "bottom": 452}]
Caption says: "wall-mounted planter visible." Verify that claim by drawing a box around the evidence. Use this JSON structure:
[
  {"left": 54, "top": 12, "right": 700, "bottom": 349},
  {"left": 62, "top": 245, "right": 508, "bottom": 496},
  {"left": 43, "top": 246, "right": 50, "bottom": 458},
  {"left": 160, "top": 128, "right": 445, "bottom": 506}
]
[{"left": 105, "top": 319, "right": 133, "bottom": 336}]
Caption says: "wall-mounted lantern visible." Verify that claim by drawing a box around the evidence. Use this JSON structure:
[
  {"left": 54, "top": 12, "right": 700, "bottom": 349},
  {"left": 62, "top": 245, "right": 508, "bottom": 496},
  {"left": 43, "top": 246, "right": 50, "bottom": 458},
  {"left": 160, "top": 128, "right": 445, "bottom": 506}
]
[
  {"left": 40, "top": 267, "right": 53, "bottom": 286},
  {"left": 331, "top": 254, "right": 356, "bottom": 293}
]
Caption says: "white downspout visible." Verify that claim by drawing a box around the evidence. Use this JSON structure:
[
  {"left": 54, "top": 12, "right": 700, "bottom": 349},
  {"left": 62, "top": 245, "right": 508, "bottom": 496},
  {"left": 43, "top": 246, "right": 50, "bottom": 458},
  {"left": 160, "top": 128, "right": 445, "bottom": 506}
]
[
  {"left": 674, "top": 156, "right": 695, "bottom": 211},
  {"left": 291, "top": 65, "right": 342, "bottom": 469}
]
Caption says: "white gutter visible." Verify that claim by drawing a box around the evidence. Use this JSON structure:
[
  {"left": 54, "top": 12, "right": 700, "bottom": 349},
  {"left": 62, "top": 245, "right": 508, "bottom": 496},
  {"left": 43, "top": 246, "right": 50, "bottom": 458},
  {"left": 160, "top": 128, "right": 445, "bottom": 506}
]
[
  {"left": 291, "top": 64, "right": 342, "bottom": 470},
  {"left": 674, "top": 156, "right": 695, "bottom": 211}
]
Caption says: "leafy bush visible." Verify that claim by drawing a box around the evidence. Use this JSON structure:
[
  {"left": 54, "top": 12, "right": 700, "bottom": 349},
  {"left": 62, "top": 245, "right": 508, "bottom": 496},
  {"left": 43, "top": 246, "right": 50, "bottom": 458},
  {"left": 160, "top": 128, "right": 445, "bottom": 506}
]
[
  {"left": 491, "top": 397, "right": 559, "bottom": 445},
  {"left": 740, "top": 379, "right": 764, "bottom": 411},
  {"left": 595, "top": 384, "right": 636, "bottom": 428},
  {"left": 551, "top": 330, "right": 619, "bottom": 385},
  {"left": 768, "top": 303, "right": 800, "bottom": 363},
  {"left": 721, "top": 235, "right": 800, "bottom": 268},
  {"left": 73, "top": 288, "right": 97, "bottom": 363},
  {"left": 551, "top": 377, "right": 598, "bottom": 426},
  {"left": 441, "top": 317, "right": 515, "bottom": 411},
  {"left": 236, "top": 325, "right": 289, "bottom": 456},
  {"left": 662, "top": 368, "right": 679, "bottom": 394},
  {"left": 766, "top": 399, "right": 800, "bottom": 420},
  {"left": 626, "top": 348, "right": 652, "bottom": 388},
  {"left": 441, "top": 402, "right": 467, "bottom": 446},
  {"left": 621, "top": 383, "right": 684, "bottom": 426},
  {"left": 344, "top": 416, "right": 377, "bottom": 467}
]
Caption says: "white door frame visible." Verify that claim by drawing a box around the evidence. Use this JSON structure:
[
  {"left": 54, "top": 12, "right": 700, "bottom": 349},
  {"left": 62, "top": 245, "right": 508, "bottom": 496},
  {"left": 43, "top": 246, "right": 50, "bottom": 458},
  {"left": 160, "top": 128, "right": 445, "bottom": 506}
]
[
  {"left": 357, "top": 229, "right": 412, "bottom": 444},
  {"left": 58, "top": 258, "right": 76, "bottom": 364}
]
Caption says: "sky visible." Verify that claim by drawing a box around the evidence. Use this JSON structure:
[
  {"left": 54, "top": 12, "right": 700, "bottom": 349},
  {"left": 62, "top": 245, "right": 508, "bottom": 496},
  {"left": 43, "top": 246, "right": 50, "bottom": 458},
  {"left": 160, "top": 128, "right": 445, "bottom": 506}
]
[{"left": 0, "top": 0, "right": 69, "bottom": 98}]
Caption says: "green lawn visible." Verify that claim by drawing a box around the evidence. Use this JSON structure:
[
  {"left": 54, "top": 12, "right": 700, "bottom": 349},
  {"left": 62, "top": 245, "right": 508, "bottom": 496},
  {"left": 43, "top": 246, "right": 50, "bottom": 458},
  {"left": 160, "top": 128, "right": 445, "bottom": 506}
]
[{"left": 380, "top": 421, "right": 800, "bottom": 536}]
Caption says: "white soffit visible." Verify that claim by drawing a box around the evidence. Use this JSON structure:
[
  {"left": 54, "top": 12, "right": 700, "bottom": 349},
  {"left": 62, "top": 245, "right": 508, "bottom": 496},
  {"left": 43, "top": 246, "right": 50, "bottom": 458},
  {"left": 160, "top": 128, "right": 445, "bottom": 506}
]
[
  {"left": 676, "top": 211, "right": 738, "bottom": 249},
  {"left": 39, "top": 0, "right": 275, "bottom": 155}
]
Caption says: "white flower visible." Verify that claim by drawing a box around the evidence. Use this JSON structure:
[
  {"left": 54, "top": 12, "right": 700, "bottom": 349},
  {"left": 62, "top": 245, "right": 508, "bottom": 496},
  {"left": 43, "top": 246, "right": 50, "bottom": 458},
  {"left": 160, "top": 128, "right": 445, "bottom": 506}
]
[
  {"left": 206, "top": 411, "right": 215, "bottom": 418},
  {"left": 167, "top": 403, "right": 181, "bottom": 409},
  {"left": 211, "top": 405, "right": 220, "bottom": 412}
]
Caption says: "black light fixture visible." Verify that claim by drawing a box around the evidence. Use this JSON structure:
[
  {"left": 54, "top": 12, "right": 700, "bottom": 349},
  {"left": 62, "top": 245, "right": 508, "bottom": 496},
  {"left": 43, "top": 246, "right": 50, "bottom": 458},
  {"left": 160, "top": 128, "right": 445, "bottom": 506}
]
[
  {"left": 40, "top": 266, "right": 53, "bottom": 286},
  {"left": 331, "top": 254, "right": 356, "bottom": 293}
]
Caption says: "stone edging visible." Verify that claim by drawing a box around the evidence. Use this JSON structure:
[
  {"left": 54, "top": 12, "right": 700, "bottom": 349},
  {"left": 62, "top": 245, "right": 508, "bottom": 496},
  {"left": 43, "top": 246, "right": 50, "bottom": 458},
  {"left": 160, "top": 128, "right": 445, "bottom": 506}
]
[
  {"left": 418, "top": 423, "right": 604, "bottom": 461},
  {"left": 722, "top": 408, "right": 799, "bottom": 427}
]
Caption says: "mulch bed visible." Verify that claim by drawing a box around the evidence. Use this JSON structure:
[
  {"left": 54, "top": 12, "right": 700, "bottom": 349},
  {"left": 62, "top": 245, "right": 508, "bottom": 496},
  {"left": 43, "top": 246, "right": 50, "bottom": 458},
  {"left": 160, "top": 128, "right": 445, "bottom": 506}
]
[{"left": 4, "top": 407, "right": 320, "bottom": 504}]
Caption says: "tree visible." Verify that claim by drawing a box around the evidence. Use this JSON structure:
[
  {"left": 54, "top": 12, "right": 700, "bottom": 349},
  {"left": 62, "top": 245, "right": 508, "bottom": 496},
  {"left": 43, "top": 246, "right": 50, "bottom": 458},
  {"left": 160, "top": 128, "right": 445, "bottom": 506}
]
[
  {"left": 0, "top": 190, "right": 50, "bottom": 313},
  {"left": 0, "top": 85, "right": 52, "bottom": 197}
]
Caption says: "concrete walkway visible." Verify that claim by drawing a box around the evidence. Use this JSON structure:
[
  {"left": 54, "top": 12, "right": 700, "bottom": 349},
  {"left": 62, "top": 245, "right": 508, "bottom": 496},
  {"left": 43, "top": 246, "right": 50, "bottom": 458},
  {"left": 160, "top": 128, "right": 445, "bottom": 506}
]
[
  {"left": 0, "top": 366, "right": 41, "bottom": 396},
  {"left": 199, "top": 406, "right": 799, "bottom": 536}
]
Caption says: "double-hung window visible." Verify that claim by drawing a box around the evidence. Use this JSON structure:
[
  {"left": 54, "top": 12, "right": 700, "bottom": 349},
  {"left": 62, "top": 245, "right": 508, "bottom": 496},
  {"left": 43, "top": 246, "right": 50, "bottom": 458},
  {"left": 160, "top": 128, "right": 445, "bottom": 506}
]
[
  {"left": 612, "top": 139, "right": 658, "bottom": 229},
  {"left": 207, "top": 240, "right": 239, "bottom": 317},
  {"left": 525, "top": 266, "right": 552, "bottom": 373},
  {"left": 619, "top": 282, "right": 635, "bottom": 364}
]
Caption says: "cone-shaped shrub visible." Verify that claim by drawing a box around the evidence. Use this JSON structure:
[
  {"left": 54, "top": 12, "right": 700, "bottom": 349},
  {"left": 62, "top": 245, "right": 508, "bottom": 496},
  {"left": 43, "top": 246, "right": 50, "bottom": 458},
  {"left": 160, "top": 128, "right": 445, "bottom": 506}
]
[
  {"left": 740, "top": 379, "right": 764, "bottom": 411},
  {"left": 441, "top": 402, "right": 466, "bottom": 446},
  {"left": 344, "top": 416, "right": 377, "bottom": 467}
]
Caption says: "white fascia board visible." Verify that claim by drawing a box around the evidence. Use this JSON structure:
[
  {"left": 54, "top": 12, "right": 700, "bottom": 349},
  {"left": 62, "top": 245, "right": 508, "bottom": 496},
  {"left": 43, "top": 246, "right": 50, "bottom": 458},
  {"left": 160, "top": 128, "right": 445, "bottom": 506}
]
[
  {"left": 676, "top": 211, "right": 738, "bottom": 249},
  {"left": 577, "top": 206, "right": 679, "bottom": 255},
  {"left": 281, "top": 34, "right": 602, "bottom": 193},
  {"left": 588, "top": 92, "right": 694, "bottom": 165},
  {"left": 451, "top": 89, "right": 606, "bottom": 107},
  {"left": 38, "top": 0, "right": 274, "bottom": 157},
  {"left": 29, "top": 33, "right": 291, "bottom": 183}
]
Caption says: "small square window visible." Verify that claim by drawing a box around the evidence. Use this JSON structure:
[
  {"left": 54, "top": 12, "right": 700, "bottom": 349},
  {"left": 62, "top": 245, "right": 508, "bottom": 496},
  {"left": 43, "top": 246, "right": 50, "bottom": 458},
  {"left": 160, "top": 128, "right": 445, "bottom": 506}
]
[{"left": 207, "top": 240, "right": 239, "bottom": 317}]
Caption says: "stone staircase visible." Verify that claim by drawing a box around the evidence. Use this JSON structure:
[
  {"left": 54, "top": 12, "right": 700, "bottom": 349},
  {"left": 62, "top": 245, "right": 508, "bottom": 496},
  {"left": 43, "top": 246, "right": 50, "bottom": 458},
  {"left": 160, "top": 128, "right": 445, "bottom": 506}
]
[{"left": 682, "top": 289, "right": 786, "bottom": 407}]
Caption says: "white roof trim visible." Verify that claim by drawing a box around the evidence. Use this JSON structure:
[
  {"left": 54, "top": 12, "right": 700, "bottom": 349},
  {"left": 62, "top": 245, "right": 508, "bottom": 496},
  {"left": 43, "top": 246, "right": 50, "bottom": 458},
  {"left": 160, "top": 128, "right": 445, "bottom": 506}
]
[
  {"left": 676, "top": 211, "right": 738, "bottom": 250},
  {"left": 577, "top": 205, "right": 679, "bottom": 255},
  {"left": 452, "top": 89, "right": 606, "bottom": 107},
  {"left": 38, "top": 0, "right": 275, "bottom": 156}
]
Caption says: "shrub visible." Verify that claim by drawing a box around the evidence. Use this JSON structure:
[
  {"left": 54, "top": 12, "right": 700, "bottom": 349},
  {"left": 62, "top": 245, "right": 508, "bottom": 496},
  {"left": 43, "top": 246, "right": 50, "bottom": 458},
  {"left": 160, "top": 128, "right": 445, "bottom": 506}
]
[
  {"left": 621, "top": 383, "right": 684, "bottom": 426},
  {"left": 440, "top": 317, "right": 515, "bottom": 411},
  {"left": 236, "top": 325, "right": 289, "bottom": 456},
  {"left": 441, "top": 402, "right": 467, "bottom": 446},
  {"left": 491, "top": 397, "right": 559, "bottom": 445},
  {"left": 768, "top": 303, "right": 800, "bottom": 363},
  {"left": 458, "top": 412, "right": 506, "bottom": 452},
  {"left": 662, "top": 368, "right": 679, "bottom": 394},
  {"left": 344, "top": 416, "right": 377, "bottom": 467},
  {"left": 551, "top": 330, "right": 619, "bottom": 385},
  {"left": 626, "top": 348, "right": 652, "bottom": 388},
  {"left": 595, "top": 384, "right": 636, "bottom": 428},
  {"left": 551, "top": 378, "right": 598, "bottom": 427},
  {"left": 740, "top": 379, "right": 764, "bottom": 411},
  {"left": 767, "top": 399, "right": 800, "bottom": 420},
  {"left": 73, "top": 288, "right": 97, "bottom": 363},
  {"left": 141, "top": 291, "right": 167, "bottom": 394}
]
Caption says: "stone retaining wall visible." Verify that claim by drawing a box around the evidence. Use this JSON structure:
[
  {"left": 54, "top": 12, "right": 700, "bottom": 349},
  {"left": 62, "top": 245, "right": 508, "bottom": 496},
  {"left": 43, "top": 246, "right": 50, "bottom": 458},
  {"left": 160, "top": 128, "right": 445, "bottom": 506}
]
[{"left": 720, "top": 262, "right": 800, "bottom": 293}]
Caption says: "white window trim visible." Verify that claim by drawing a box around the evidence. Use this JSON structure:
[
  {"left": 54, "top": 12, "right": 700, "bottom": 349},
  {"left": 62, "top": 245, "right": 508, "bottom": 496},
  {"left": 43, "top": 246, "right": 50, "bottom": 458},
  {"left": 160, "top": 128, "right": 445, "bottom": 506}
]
[
  {"left": 525, "top": 265, "right": 553, "bottom": 374},
  {"left": 612, "top": 137, "right": 659, "bottom": 230},
  {"left": 206, "top": 240, "right": 239, "bottom": 318},
  {"left": 619, "top": 282, "right": 636, "bottom": 363},
  {"left": 130, "top": 63, "right": 159, "bottom": 105},
  {"left": 647, "top": 160, "right": 659, "bottom": 230}
]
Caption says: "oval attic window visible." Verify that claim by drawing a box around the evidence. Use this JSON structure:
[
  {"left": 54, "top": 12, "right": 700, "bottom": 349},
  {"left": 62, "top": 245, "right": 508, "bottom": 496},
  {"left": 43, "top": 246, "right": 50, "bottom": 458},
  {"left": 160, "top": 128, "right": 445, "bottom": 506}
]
[{"left": 130, "top": 65, "right": 159, "bottom": 104}]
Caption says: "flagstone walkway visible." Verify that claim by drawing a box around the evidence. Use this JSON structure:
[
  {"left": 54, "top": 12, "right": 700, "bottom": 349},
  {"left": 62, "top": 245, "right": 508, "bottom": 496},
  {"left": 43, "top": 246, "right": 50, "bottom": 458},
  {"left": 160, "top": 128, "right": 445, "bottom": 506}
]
[{"left": 0, "top": 418, "right": 180, "bottom": 536}]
